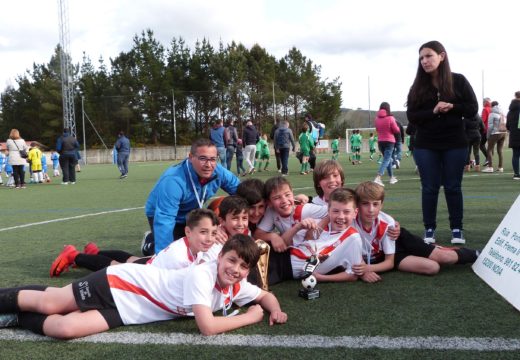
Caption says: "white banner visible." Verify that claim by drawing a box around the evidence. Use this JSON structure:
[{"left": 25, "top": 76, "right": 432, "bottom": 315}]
[{"left": 472, "top": 194, "right": 520, "bottom": 312}]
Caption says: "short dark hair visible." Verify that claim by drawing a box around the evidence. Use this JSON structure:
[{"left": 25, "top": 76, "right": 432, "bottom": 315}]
[
  {"left": 190, "top": 138, "right": 216, "bottom": 155},
  {"left": 221, "top": 234, "right": 260, "bottom": 269},
  {"left": 491, "top": 101, "right": 499, "bottom": 107},
  {"left": 264, "top": 176, "right": 292, "bottom": 200},
  {"left": 218, "top": 196, "right": 249, "bottom": 219},
  {"left": 515, "top": 91, "right": 520, "bottom": 99},
  {"left": 186, "top": 208, "right": 219, "bottom": 228},
  {"left": 329, "top": 188, "right": 357, "bottom": 207},
  {"left": 236, "top": 178, "right": 265, "bottom": 206}
]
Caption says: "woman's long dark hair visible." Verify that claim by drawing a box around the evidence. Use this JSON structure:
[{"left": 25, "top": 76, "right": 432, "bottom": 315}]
[
  {"left": 407, "top": 40, "right": 454, "bottom": 107},
  {"left": 379, "top": 102, "right": 392, "bottom": 115}
]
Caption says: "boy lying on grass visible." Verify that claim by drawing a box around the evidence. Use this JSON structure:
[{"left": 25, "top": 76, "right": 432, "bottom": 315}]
[{"left": 0, "top": 234, "right": 287, "bottom": 339}]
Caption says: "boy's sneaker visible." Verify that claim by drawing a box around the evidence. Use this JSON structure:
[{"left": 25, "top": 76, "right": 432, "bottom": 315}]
[
  {"left": 389, "top": 177, "right": 398, "bottom": 184},
  {"left": 373, "top": 176, "right": 384, "bottom": 187},
  {"left": 451, "top": 229, "right": 465, "bottom": 244},
  {"left": 497, "top": 168, "right": 504, "bottom": 173},
  {"left": 454, "top": 247, "right": 480, "bottom": 264},
  {"left": 0, "top": 313, "right": 18, "bottom": 328},
  {"left": 302, "top": 255, "right": 320, "bottom": 278},
  {"left": 83, "top": 242, "right": 100, "bottom": 255},
  {"left": 481, "top": 167, "right": 494, "bottom": 173},
  {"left": 141, "top": 231, "right": 154, "bottom": 256},
  {"left": 424, "top": 228, "right": 436, "bottom": 244},
  {"left": 50, "top": 245, "right": 79, "bottom": 277}
]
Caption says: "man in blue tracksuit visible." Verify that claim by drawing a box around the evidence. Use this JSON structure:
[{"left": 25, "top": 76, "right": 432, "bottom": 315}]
[
  {"left": 114, "top": 131, "right": 131, "bottom": 178},
  {"left": 142, "top": 138, "right": 240, "bottom": 255}
]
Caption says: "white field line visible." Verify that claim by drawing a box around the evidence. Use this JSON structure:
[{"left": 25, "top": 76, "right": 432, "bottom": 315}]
[
  {"left": 0, "top": 330, "right": 519, "bottom": 351},
  {"left": 0, "top": 207, "right": 144, "bottom": 233}
]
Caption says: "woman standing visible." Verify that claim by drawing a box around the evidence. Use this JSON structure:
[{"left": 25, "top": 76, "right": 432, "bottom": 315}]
[
  {"left": 506, "top": 91, "right": 520, "bottom": 180},
  {"left": 6, "top": 128, "right": 29, "bottom": 189},
  {"left": 482, "top": 101, "right": 507, "bottom": 173},
  {"left": 406, "top": 41, "right": 478, "bottom": 245},
  {"left": 374, "top": 102, "right": 400, "bottom": 186}
]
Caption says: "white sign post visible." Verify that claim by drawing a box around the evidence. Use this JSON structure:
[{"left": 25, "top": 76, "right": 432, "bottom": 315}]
[{"left": 473, "top": 194, "right": 520, "bottom": 312}]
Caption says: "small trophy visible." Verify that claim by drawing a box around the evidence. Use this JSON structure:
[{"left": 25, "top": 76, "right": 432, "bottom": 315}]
[
  {"left": 298, "top": 255, "right": 320, "bottom": 300},
  {"left": 255, "top": 239, "right": 270, "bottom": 291}
]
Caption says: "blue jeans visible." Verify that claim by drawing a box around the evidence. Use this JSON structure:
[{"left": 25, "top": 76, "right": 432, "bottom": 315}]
[
  {"left": 377, "top": 142, "right": 395, "bottom": 177},
  {"left": 413, "top": 147, "right": 468, "bottom": 230},
  {"left": 217, "top": 147, "right": 226, "bottom": 165},
  {"left": 226, "top": 145, "right": 236, "bottom": 170},
  {"left": 117, "top": 152, "right": 129, "bottom": 175},
  {"left": 279, "top": 148, "right": 290, "bottom": 174},
  {"left": 393, "top": 140, "right": 402, "bottom": 164}
]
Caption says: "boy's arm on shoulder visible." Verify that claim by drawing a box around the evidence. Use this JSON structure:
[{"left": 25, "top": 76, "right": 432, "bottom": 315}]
[
  {"left": 192, "top": 304, "right": 264, "bottom": 336},
  {"left": 254, "top": 290, "right": 288, "bottom": 326}
]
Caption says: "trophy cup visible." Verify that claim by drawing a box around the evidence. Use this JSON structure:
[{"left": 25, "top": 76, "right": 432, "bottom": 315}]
[
  {"left": 298, "top": 255, "right": 320, "bottom": 300},
  {"left": 255, "top": 239, "right": 270, "bottom": 291}
]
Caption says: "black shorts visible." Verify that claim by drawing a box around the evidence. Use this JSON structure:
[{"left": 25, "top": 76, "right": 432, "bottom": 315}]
[
  {"left": 72, "top": 269, "right": 123, "bottom": 329},
  {"left": 394, "top": 227, "right": 435, "bottom": 269}
]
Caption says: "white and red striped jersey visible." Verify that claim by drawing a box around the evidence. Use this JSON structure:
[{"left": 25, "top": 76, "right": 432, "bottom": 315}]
[
  {"left": 146, "top": 237, "right": 201, "bottom": 270},
  {"left": 289, "top": 224, "right": 363, "bottom": 277},
  {"left": 352, "top": 211, "right": 396, "bottom": 264},
  {"left": 257, "top": 203, "right": 328, "bottom": 244},
  {"left": 106, "top": 261, "right": 261, "bottom": 325}
]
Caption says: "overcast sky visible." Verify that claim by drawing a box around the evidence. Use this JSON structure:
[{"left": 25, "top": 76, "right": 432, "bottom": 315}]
[{"left": 1, "top": 0, "right": 519, "bottom": 114}]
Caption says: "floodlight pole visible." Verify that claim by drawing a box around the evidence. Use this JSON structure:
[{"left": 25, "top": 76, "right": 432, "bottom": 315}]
[{"left": 81, "top": 95, "right": 87, "bottom": 164}]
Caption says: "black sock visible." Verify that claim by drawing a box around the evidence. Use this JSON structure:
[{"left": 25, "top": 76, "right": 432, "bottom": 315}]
[
  {"left": 18, "top": 312, "right": 47, "bottom": 335},
  {"left": 0, "top": 285, "right": 47, "bottom": 295},
  {"left": 75, "top": 253, "right": 113, "bottom": 271},
  {"left": 0, "top": 289, "right": 20, "bottom": 312},
  {"left": 455, "top": 248, "right": 479, "bottom": 264},
  {"left": 99, "top": 250, "right": 133, "bottom": 263}
]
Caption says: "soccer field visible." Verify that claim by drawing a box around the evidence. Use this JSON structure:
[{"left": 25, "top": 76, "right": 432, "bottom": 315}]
[{"left": 0, "top": 152, "right": 519, "bottom": 359}]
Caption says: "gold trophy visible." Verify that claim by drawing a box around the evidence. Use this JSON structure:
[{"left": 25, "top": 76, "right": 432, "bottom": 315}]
[{"left": 255, "top": 240, "right": 270, "bottom": 291}]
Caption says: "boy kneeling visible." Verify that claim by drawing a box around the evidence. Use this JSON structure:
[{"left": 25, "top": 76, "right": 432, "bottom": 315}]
[{"left": 0, "top": 234, "right": 287, "bottom": 339}]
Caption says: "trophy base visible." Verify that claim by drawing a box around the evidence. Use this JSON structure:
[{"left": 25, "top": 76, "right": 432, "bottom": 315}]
[{"left": 298, "top": 288, "right": 320, "bottom": 300}]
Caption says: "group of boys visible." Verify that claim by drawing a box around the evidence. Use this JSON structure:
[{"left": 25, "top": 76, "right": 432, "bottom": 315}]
[
  {"left": 0, "top": 143, "right": 480, "bottom": 340},
  {"left": 0, "top": 146, "right": 60, "bottom": 186}
]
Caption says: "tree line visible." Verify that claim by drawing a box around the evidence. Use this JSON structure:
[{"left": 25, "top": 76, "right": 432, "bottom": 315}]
[{"left": 0, "top": 29, "right": 342, "bottom": 147}]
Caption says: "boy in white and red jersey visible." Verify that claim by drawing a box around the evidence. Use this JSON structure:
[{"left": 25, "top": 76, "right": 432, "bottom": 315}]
[
  {"left": 50, "top": 208, "right": 220, "bottom": 276},
  {"left": 255, "top": 176, "right": 328, "bottom": 252},
  {"left": 352, "top": 181, "right": 479, "bottom": 283},
  {"left": 0, "top": 234, "right": 287, "bottom": 339},
  {"left": 291, "top": 188, "right": 363, "bottom": 282}
]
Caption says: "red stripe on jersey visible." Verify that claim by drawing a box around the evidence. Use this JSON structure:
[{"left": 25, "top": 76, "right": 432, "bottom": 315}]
[
  {"left": 319, "top": 226, "right": 358, "bottom": 256},
  {"left": 213, "top": 282, "right": 242, "bottom": 305},
  {"left": 107, "top": 274, "right": 178, "bottom": 314},
  {"left": 289, "top": 247, "right": 309, "bottom": 260},
  {"left": 184, "top": 237, "right": 194, "bottom": 262},
  {"left": 293, "top": 204, "right": 304, "bottom": 223}
]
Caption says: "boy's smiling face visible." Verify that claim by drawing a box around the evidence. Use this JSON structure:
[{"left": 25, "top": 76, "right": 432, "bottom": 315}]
[
  {"left": 358, "top": 199, "right": 383, "bottom": 227},
  {"left": 220, "top": 210, "right": 249, "bottom": 236},
  {"left": 329, "top": 200, "right": 357, "bottom": 231},
  {"left": 185, "top": 217, "right": 218, "bottom": 254},
  {"left": 268, "top": 184, "right": 294, "bottom": 217},
  {"left": 319, "top": 169, "right": 343, "bottom": 201},
  {"left": 217, "top": 250, "right": 251, "bottom": 287},
  {"left": 248, "top": 200, "right": 265, "bottom": 225}
]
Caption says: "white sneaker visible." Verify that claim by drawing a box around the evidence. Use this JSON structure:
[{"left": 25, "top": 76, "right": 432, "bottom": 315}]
[
  {"left": 389, "top": 177, "right": 398, "bottom": 184},
  {"left": 424, "top": 228, "right": 436, "bottom": 244},
  {"left": 497, "top": 168, "right": 504, "bottom": 173},
  {"left": 373, "top": 176, "right": 384, "bottom": 187},
  {"left": 451, "top": 229, "right": 465, "bottom": 244},
  {"left": 481, "top": 167, "right": 494, "bottom": 173}
]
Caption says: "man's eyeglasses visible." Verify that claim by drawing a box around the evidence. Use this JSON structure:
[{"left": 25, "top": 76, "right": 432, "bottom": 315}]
[{"left": 195, "top": 156, "right": 218, "bottom": 164}]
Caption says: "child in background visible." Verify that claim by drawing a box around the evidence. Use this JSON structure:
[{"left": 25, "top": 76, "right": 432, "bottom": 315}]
[
  {"left": 0, "top": 234, "right": 288, "bottom": 339},
  {"left": 49, "top": 209, "right": 220, "bottom": 276},
  {"left": 331, "top": 136, "right": 339, "bottom": 160},
  {"left": 350, "top": 130, "right": 362, "bottom": 165},
  {"left": 298, "top": 123, "right": 314, "bottom": 175},
  {"left": 352, "top": 181, "right": 479, "bottom": 282},
  {"left": 51, "top": 150, "right": 60, "bottom": 177},
  {"left": 256, "top": 134, "right": 270, "bottom": 172},
  {"left": 0, "top": 150, "right": 5, "bottom": 185},
  {"left": 236, "top": 139, "right": 246, "bottom": 176},
  {"left": 4, "top": 156, "right": 14, "bottom": 187},
  {"left": 41, "top": 153, "right": 51, "bottom": 183},
  {"left": 368, "top": 133, "right": 377, "bottom": 161},
  {"left": 27, "top": 142, "right": 43, "bottom": 183}
]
